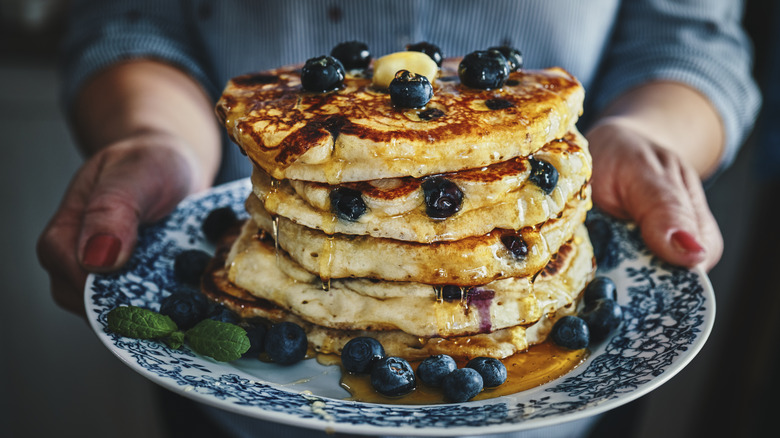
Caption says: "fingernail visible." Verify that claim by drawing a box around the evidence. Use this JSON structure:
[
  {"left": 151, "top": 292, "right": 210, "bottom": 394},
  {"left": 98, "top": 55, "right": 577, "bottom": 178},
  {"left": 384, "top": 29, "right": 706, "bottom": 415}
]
[
  {"left": 670, "top": 230, "right": 705, "bottom": 254},
  {"left": 83, "top": 233, "right": 121, "bottom": 268}
]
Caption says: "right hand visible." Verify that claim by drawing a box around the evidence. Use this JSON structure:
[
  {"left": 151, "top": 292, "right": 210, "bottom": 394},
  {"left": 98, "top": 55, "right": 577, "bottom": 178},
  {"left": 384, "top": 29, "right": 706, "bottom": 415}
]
[{"left": 37, "top": 132, "right": 200, "bottom": 317}]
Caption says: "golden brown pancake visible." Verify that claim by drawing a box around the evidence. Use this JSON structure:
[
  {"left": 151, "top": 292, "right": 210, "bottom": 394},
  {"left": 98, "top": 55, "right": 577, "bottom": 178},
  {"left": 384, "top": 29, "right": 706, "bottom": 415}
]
[
  {"left": 245, "top": 189, "right": 590, "bottom": 285},
  {"left": 252, "top": 129, "right": 592, "bottom": 243},
  {"left": 203, "top": 223, "right": 594, "bottom": 358},
  {"left": 216, "top": 60, "right": 584, "bottom": 184}
]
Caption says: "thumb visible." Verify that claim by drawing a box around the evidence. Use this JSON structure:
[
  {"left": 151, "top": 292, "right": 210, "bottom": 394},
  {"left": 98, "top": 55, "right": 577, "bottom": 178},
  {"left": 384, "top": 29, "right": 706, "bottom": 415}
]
[
  {"left": 77, "top": 142, "right": 196, "bottom": 271},
  {"left": 619, "top": 158, "right": 710, "bottom": 268}
]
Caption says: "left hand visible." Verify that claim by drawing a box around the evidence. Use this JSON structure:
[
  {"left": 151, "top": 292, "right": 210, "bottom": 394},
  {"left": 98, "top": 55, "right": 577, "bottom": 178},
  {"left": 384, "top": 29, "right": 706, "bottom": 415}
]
[{"left": 586, "top": 119, "right": 723, "bottom": 271}]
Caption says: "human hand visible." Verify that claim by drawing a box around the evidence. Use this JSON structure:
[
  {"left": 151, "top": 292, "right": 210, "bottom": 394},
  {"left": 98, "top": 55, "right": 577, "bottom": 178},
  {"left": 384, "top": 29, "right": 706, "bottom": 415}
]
[
  {"left": 37, "top": 133, "right": 200, "bottom": 316},
  {"left": 586, "top": 120, "right": 723, "bottom": 271}
]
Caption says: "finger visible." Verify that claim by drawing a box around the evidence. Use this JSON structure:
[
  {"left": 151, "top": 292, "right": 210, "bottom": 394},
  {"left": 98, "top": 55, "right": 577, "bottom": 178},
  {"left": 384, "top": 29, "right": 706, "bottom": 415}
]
[
  {"left": 38, "top": 223, "right": 89, "bottom": 317},
  {"left": 682, "top": 166, "right": 723, "bottom": 270},
  {"left": 77, "top": 142, "right": 194, "bottom": 272},
  {"left": 37, "top": 162, "right": 99, "bottom": 317},
  {"left": 624, "top": 153, "right": 708, "bottom": 268}
]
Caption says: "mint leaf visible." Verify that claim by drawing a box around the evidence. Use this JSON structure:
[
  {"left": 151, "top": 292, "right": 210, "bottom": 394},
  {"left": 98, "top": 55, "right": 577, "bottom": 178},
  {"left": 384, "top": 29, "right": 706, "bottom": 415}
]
[
  {"left": 185, "top": 319, "right": 250, "bottom": 361},
  {"left": 107, "top": 306, "right": 178, "bottom": 339},
  {"left": 164, "top": 331, "right": 185, "bottom": 349}
]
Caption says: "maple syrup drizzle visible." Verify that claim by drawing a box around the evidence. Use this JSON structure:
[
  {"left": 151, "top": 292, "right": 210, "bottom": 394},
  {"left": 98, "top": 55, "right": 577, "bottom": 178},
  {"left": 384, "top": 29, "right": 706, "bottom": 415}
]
[
  {"left": 329, "top": 342, "right": 587, "bottom": 405},
  {"left": 267, "top": 178, "right": 282, "bottom": 268},
  {"left": 318, "top": 213, "right": 339, "bottom": 291}
]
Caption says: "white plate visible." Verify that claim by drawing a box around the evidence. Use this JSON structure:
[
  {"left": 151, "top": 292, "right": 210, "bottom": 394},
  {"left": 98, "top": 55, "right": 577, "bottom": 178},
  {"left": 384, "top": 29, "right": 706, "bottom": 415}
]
[{"left": 85, "top": 178, "right": 715, "bottom": 436}]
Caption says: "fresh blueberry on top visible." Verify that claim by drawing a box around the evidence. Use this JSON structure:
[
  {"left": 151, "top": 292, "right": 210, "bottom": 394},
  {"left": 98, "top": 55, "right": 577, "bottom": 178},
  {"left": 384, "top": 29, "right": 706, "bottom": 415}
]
[
  {"left": 417, "top": 354, "right": 457, "bottom": 387},
  {"left": 528, "top": 158, "right": 559, "bottom": 194},
  {"left": 341, "top": 337, "right": 385, "bottom": 374},
  {"left": 159, "top": 291, "right": 210, "bottom": 330},
  {"left": 501, "top": 234, "right": 528, "bottom": 260},
  {"left": 265, "top": 322, "right": 308, "bottom": 365},
  {"left": 422, "top": 177, "right": 463, "bottom": 219},
  {"left": 201, "top": 207, "right": 239, "bottom": 243},
  {"left": 388, "top": 70, "right": 433, "bottom": 108},
  {"left": 301, "top": 56, "right": 345, "bottom": 92},
  {"left": 173, "top": 249, "right": 212, "bottom": 286},
  {"left": 442, "top": 368, "right": 483, "bottom": 402},
  {"left": 466, "top": 357, "right": 507, "bottom": 388},
  {"left": 550, "top": 316, "right": 590, "bottom": 350},
  {"left": 242, "top": 323, "right": 267, "bottom": 358},
  {"left": 330, "top": 187, "right": 367, "bottom": 221},
  {"left": 370, "top": 356, "right": 416, "bottom": 396},
  {"left": 580, "top": 298, "right": 623, "bottom": 343},
  {"left": 488, "top": 46, "right": 523, "bottom": 71},
  {"left": 406, "top": 41, "right": 443, "bottom": 66},
  {"left": 330, "top": 41, "right": 371, "bottom": 70},
  {"left": 584, "top": 276, "right": 617, "bottom": 306},
  {"left": 458, "top": 50, "right": 510, "bottom": 89}
]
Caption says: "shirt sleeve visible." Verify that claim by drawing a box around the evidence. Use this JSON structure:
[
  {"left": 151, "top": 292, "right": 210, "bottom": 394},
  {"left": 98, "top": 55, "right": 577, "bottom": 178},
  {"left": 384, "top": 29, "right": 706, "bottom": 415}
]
[
  {"left": 60, "top": 0, "right": 216, "bottom": 110},
  {"left": 589, "top": 0, "right": 761, "bottom": 170}
]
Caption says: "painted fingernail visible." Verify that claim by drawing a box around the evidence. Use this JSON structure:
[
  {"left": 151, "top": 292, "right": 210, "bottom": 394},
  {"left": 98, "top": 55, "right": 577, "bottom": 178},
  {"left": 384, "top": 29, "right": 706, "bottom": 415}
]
[
  {"left": 670, "top": 230, "right": 705, "bottom": 254},
  {"left": 83, "top": 233, "right": 121, "bottom": 268}
]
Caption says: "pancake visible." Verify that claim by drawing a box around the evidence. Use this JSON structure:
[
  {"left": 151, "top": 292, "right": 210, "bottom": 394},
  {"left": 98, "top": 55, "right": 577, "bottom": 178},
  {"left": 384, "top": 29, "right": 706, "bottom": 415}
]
[
  {"left": 252, "top": 130, "right": 592, "bottom": 243},
  {"left": 245, "top": 188, "right": 591, "bottom": 285},
  {"left": 216, "top": 60, "right": 584, "bottom": 184},
  {"left": 203, "top": 223, "right": 594, "bottom": 358}
]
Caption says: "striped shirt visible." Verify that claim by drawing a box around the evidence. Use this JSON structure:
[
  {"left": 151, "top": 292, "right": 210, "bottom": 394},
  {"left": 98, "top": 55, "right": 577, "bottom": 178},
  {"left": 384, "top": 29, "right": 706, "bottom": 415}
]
[{"left": 62, "top": 0, "right": 760, "bottom": 185}]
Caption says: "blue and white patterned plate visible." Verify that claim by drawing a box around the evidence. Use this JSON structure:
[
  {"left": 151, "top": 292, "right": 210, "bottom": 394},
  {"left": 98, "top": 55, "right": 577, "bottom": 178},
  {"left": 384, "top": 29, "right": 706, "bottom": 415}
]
[{"left": 85, "top": 178, "right": 714, "bottom": 436}]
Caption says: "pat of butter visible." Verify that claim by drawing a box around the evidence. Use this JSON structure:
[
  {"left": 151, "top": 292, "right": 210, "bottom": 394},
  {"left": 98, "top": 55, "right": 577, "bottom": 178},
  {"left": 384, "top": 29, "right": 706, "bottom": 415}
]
[{"left": 372, "top": 51, "right": 438, "bottom": 89}]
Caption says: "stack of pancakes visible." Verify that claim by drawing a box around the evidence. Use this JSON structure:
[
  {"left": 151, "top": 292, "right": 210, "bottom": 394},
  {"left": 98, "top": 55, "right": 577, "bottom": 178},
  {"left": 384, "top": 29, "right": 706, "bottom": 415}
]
[{"left": 207, "top": 58, "right": 594, "bottom": 360}]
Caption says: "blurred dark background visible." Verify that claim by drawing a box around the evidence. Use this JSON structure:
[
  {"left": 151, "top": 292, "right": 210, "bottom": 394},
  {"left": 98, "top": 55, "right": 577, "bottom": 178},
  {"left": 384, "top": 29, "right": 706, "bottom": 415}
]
[{"left": 0, "top": 1, "right": 776, "bottom": 437}]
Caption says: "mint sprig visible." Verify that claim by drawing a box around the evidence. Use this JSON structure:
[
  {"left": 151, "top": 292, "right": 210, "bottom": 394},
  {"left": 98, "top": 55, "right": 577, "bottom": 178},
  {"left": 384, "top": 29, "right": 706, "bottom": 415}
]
[
  {"left": 107, "top": 306, "right": 177, "bottom": 339},
  {"left": 106, "top": 305, "right": 250, "bottom": 362},
  {"left": 186, "top": 319, "right": 251, "bottom": 362}
]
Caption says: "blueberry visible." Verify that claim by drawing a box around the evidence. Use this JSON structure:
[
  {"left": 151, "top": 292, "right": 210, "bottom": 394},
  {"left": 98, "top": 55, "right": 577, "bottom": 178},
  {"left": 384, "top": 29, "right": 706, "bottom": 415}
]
[
  {"left": 330, "top": 187, "right": 366, "bottom": 221},
  {"left": 388, "top": 70, "right": 433, "bottom": 108},
  {"left": 330, "top": 41, "right": 371, "bottom": 70},
  {"left": 159, "top": 292, "right": 210, "bottom": 330},
  {"left": 584, "top": 276, "right": 617, "bottom": 306},
  {"left": 370, "top": 356, "right": 416, "bottom": 397},
  {"left": 418, "top": 108, "right": 445, "bottom": 121},
  {"left": 580, "top": 299, "right": 623, "bottom": 343},
  {"left": 586, "top": 216, "right": 620, "bottom": 270},
  {"left": 265, "top": 322, "right": 308, "bottom": 365},
  {"left": 422, "top": 177, "right": 463, "bottom": 219},
  {"left": 173, "top": 249, "right": 212, "bottom": 286},
  {"left": 488, "top": 46, "right": 523, "bottom": 71},
  {"left": 406, "top": 41, "right": 443, "bottom": 67},
  {"left": 242, "top": 324, "right": 267, "bottom": 358},
  {"left": 501, "top": 234, "right": 528, "bottom": 259},
  {"left": 466, "top": 357, "right": 507, "bottom": 388},
  {"left": 442, "top": 368, "right": 483, "bottom": 402},
  {"left": 417, "top": 355, "right": 457, "bottom": 387},
  {"left": 301, "top": 56, "right": 345, "bottom": 92},
  {"left": 341, "top": 337, "right": 385, "bottom": 374},
  {"left": 485, "top": 98, "right": 513, "bottom": 110},
  {"left": 550, "top": 316, "right": 590, "bottom": 350},
  {"left": 201, "top": 207, "right": 239, "bottom": 243},
  {"left": 208, "top": 305, "right": 240, "bottom": 324},
  {"left": 458, "top": 50, "right": 510, "bottom": 89},
  {"left": 439, "top": 285, "right": 465, "bottom": 301},
  {"left": 528, "top": 158, "right": 559, "bottom": 194}
]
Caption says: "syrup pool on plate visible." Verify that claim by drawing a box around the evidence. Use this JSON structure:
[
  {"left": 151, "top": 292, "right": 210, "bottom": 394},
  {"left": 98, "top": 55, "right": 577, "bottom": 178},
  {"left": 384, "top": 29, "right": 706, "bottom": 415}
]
[{"left": 319, "top": 341, "right": 588, "bottom": 405}]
